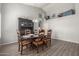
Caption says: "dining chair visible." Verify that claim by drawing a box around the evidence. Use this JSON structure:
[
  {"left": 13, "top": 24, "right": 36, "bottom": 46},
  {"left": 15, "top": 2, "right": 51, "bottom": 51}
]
[
  {"left": 17, "top": 30, "right": 21, "bottom": 52},
  {"left": 32, "top": 29, "right": 45, "bottom": 53},
  {"left": 43, "top": 29, "right": 52, "bottom": 47},
  {"left": 17, "top": 30, "right": 31, "bottom": 55}
]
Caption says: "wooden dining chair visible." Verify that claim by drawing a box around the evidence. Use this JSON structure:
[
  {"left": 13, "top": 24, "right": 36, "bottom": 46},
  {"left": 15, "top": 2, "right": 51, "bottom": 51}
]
[
  {"left": 17, "top": 30, "right": 31, "bottom": 54},
  {"left": 32, "top": 29, "right": 45, "bottom": 53},
  {"left": 43, "top": 29, "right": 52, "bottom": 47},
  {"left": 17, "top": 30, "right": 21, "bottom": 52}
]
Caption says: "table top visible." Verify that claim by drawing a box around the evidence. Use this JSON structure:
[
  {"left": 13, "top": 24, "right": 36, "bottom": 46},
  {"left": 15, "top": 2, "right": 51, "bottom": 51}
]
[{"left": 22, "top": 34, "right": 39, "bottom": 39}]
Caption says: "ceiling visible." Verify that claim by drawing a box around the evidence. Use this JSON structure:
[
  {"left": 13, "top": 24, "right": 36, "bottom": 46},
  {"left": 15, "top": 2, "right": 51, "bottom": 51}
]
[{"left": 23, "top": 3, "right": 49, "bottom": 8}]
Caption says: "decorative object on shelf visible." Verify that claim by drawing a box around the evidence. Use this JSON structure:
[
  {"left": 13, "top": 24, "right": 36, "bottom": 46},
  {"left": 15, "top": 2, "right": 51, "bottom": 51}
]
[
  {"left": 58, "top": 9, "right": 75, "bottom": 18},
  {"left": 58, "top": 13, "right": 63, "bottom": 17},
  {"left": 52, "top": 14, "right": 55, "bottom": 18},
  {"left": 45, "top": 16, "right": 50, "bottom": 20}
]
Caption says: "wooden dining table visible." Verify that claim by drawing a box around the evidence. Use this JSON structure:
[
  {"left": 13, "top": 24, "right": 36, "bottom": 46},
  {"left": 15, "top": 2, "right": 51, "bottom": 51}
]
[
  {"left": 19, "top": 33, "right": 48, "bottom": 54},
  {"left": 20, "top": 34, "right": 40, "bottom": 44},
  {"left": 22, "top": 34, "right": 38, "bottom": 39},
  {"left": 21, "top": 34, "right": 47, "bottom": 40}
]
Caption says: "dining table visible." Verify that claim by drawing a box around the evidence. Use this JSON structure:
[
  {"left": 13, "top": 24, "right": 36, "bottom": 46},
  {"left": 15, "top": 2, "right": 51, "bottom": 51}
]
[
  {"left": 21, "top": 33, "right": 47, "bottom": 43},
  {"left": 21, "top": 34, "right": 39, "bottom": 42}
]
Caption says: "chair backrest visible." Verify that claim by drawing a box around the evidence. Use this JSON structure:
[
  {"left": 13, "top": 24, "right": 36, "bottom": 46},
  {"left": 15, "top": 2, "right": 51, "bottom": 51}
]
[
  {"left": 47, "top": 29, "right": 52, "bottom": 39},
  {"left": 17, "top": 30, "right": 20, "bottom": 37},
  {"left": 17, "top": 30, "right": 22, "bottom": 41},
  {"left": 34, "top": 29, "right": 38, "bottom": 35},
  {"left": 25, "top": 29, "right": 31, "bottom": 35},
  {"left": 39, "top": 29, "right": 45, "bottom": 40},
  {"left": 20, "top": 30, "right": 25, "bottom": 36},
  {"left": 39, "top": 29, "right": 45, "bottom": 35}
]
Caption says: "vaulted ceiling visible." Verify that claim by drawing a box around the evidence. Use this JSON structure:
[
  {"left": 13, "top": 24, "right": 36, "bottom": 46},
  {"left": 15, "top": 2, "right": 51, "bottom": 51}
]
[
  {"left": 23, "top": 3, "right": 49, "bottom": 8},
  {"left": 22, "top": 3, "right": 75, "bottom": 15}
]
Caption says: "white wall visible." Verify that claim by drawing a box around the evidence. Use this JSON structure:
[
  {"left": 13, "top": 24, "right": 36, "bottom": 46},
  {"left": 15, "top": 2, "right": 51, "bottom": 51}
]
[
  {"left": 1, "top": 3, "right": 45, "bottom": 44},
  {"left": 46, "top": 4, "right": 79, "bottom": 43},
  {"left": 75, "top": 4, "right": 79, "bottom": 15},
  {"left": 0, "top": 4, "right": 1, "bottom": 44},
  {"left": 1, "top": 3, "right": 79, "bottom": 44},
  {"left": 0, "top": 13, "right": 1, "bottom": 43},
  {"left": 43, "top": 3, "right": 75, "bottom": 17}
]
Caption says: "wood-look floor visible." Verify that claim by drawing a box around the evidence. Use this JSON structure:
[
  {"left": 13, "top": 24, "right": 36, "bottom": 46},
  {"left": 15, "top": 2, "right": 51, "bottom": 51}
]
[{"left": 0, "top": 39, "right": 79, "bottom": 56}]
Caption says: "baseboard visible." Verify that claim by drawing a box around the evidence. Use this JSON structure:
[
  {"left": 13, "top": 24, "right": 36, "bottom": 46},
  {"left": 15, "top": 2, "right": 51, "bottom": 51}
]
[
  {"left": 0, "top": 41, "right": 18, "bottom": 46},
  {"left": 53, "top": 38, "right": 79, "bottom": 44}
]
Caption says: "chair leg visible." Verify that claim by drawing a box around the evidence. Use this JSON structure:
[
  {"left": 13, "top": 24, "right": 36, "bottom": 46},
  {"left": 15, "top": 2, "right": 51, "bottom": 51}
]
[
  {"left": 46, "top": 43, "right": 48, "bottom": 48},
  {"left": 44, "top": 41, "right": 48, "bottom": 48},
  {"left": 50, "top": 40, "right": 51, "bottom": 46},
  {"left": 42, "top": 45, "right": 44, "bottom": 50},
  {"left": 37, "top": 46, "right": 39, "bottom": 53},
  {"left": 30, "top": 44, "right": 32, "bottom": 50},
  {"left": 18, "top": 43, "right": 20, "bottom": 51},
  {"left": 21, "top": 45, "right": 23, "bottom": 55}
]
